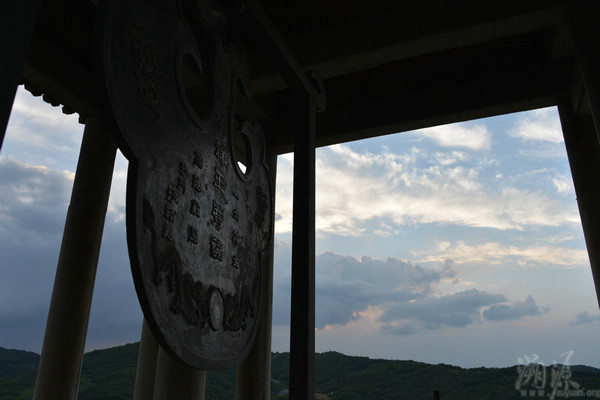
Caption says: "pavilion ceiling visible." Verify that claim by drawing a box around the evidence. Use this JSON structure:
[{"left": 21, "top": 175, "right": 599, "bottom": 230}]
[{"left": 22, "top": 0, "right": 576, "bottom": 153}]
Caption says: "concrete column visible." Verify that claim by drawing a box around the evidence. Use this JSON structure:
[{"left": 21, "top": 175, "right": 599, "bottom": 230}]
[
  {"left": 569, "top": 1, "right": 600, "bottom": 143},
  {"left": 33, "top": 114, "right": 117, "bottom": 400},
  {"left": 133, "top": 319, "right": 159, "bottom": 400},
  {"left": 154, "top": 347, "right": 206, "bottom": 400},
  {"left": 558, "top": 99, "right": 600, "bottom": 308},
  {"left": 235, "top": 149, "right": 278, "bottom": 400}
]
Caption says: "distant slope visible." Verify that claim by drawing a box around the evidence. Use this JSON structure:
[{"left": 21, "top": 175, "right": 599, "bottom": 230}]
[
  {"left": 0, "top": 344, "right": 239, "bottom": 400},
  {"left": 77, "top": 342, "right": 139, "bottom": 400},
  {"left": 0, "top": 348, "right": 40, "bottom": 400},
  {"left": 272, "top": 351, "right": 600, "bottom": 400},
  {"left": 2, "top": 345, "right": 600, "bottom": 400},
  {"left": 0, "top": 347, "right": 39, "bottom": 379}
]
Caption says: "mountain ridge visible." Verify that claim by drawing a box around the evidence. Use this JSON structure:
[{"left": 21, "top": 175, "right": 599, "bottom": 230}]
[{"left": 2, "top": 344, "right": 600, "bottom": 400}]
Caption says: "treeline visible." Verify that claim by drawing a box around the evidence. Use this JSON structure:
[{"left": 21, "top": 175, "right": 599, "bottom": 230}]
[{"left": 2, "top": 344, "right": 600, "bottom": 400}]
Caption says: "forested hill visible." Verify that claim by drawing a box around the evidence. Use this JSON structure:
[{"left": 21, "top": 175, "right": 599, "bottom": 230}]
[{"left": 2, "top": 344, "right": 600, "bottom": 400}]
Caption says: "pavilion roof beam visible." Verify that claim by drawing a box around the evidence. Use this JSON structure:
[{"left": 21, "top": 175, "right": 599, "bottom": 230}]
[
  {"left": 248, "top": 3, "right": 567, "bottom": 96},
  {"left": 21, "top": 32, "right": 98, "bottom": 120},
  {"left": 264, "top": 60, "right": 571, "bottom": 153},
  {"left": 240, "top": 0, "right": 326, "bottom": 110}
]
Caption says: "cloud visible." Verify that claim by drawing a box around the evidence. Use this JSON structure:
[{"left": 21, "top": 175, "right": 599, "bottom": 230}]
[
  {"left": 483, "top": 295, "right": 548, "bottom": 321},
  {"left": 0, "top": 158, "right": 73, "bottom": 349},
  {"left": 0, "top": 157, "right": 73, "bottom": 245},
  {"left": 553, "top": 176, "right": 573, "bottom": 194},
  {"left": 510, "top": 108, "right": 563, "bottom": 143},
  {"left": 433, "top": 151, "right": 471, "bottom": 166},
  {"left": 4, "top": 87, "right": 83, "bottom": 170},
  {"left": 380, "top": 323, "right": 417, "bottom": 335},
  {"left": 275, "top": 142, "right": 580, "bottom": 236},
  {"left": 413, "top": 241, "right": 589, "bottom": 267},
  {"left": 274, "top": 251, "right": 545, "bottom": 335},
  {"left": 570, "top": 311, "right": 600, "bottom": 326},
  {"left": 10, "top": 87, "right": 81, "bottom": 129},
  {"left": 380, "top": 289, "right": 507, "bottom": 331},
  {"left": 414, "top": 124, "right": 491, "bottom": 150},
  {"left": 0, "top": 312, "right": 48, "bottom": 351},
  {"left": 0, "top": 156, "right": 140, "bottom": 351},
  {"left": 272, "top": 251, "right": 454, "bottom": 329}
]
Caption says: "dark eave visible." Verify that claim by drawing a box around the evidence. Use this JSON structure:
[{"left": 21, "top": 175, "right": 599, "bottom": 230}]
[{"left": 21, "top": 0, "right": 577, "bottom": 152}]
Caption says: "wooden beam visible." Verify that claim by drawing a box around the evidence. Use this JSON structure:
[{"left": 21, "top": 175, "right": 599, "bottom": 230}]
[
  {"left": 22, "top": 33, "right": 99, "bottom": 120},
  {"left": 0, "top": 0, "right": 41, "bottom": 148},
  {"left": 265, "top": 60, "right": 570, "bottom": 153},
  {"left": 568, "top": 0, "right": 600, "bottom": 143},
  {"left": 248, "top": 3, "right": 567, "bottom": 96},
  {"left": 241, "top": 0, "right": 325, "bottom": 110},
  {"left": 559, "top": 97, "right": 600, "bottom": 310}
]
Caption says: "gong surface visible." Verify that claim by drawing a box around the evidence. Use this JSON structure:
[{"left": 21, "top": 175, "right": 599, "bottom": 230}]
[{"left": 96, "top": 0, "right": 272, "bottom": 369}]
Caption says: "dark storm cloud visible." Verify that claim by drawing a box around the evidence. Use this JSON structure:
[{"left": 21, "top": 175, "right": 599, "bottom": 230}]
[
  {"left": 272, "top": 250, "right": 455, "bottom": 329},
  {"left": 483, "top": 295, "right": 548, "bottom": 321},
  {"left": 274, "top": 250, "right": 545, "bottom": 334},
  {"left": 0, "top": 158, "right": 142, "bottom": 351},
  {"left": 0, "top": 158, "right": 73, "bottom": 338},
  {"left": 86, "top": 217, "right": 143, "bottom": 348},
  {"left": 380, "top": 289, "right": 507, "bottom": 331},
  {"left": 569, "top": 311, "right": 600, "bottom": 326},
  {"left": 0, "top": 313, "right": 48, "bottom": 351}
]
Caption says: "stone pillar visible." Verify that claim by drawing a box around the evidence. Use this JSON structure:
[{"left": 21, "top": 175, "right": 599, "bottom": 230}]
[
  {"left": 33, "top": 114, "right": 117, "bottom": 400},
  {"left": 153, "top": 347, "right": 206, "bottom": 400},
  {"left": 133, "top": 319, "right": 159, "bottom": 400},
  {"left": 558, "top": 98, "right": 600, "bottom": 307},
  {"left": 235, "top": 149, "right": 278, "bottom": 400}
]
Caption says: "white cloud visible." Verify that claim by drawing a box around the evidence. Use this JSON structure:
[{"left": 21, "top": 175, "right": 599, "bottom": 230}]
[
  {"left": 106, "top": 151, "right": 129, "bottom": 223},
  {"left": 553, "top": 175, "right": 574, "bottom": 194},
  {"left": 414, "top": 123, "right": 491, "bottom": 150},
  {"left": 433, "top": 151, "right": 470, "bottom": 166},
  {"left": 517, "top": 146, "right": 566, "bottom": 158},
  {"left": 8, "top": 88, "right": 82, "bottom": 144},
  {"left": 275, "top": 143, "right": 580, "bottom": 236},
  {"left": 10, "top": 88, "right": 80, "bottom": 129},
  {"left": 413, "top": 240, "right": 589, "bottom": 267},
  {"left": 510, "top": 107, "right": 563, "bottom": 143},
  {"left": 0, "top": 157, "right": 73, "bottom": 244},
  {"left": 3, "top": 87, "right": 83, "bottom": 170}
]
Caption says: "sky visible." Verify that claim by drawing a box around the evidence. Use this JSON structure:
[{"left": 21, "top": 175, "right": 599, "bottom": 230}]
[{"left": 2, "top": 86, "right": 600, "bottom": 369}]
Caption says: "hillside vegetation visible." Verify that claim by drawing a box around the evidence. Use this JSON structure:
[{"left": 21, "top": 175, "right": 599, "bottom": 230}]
[{"left": 2, "top": 344, "right": 600, "bottom": 400}]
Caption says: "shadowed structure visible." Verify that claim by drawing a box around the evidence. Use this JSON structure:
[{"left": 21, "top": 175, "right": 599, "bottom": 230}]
[{"left": 1, "top": 1, "right": 600, "bottom": 399}]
